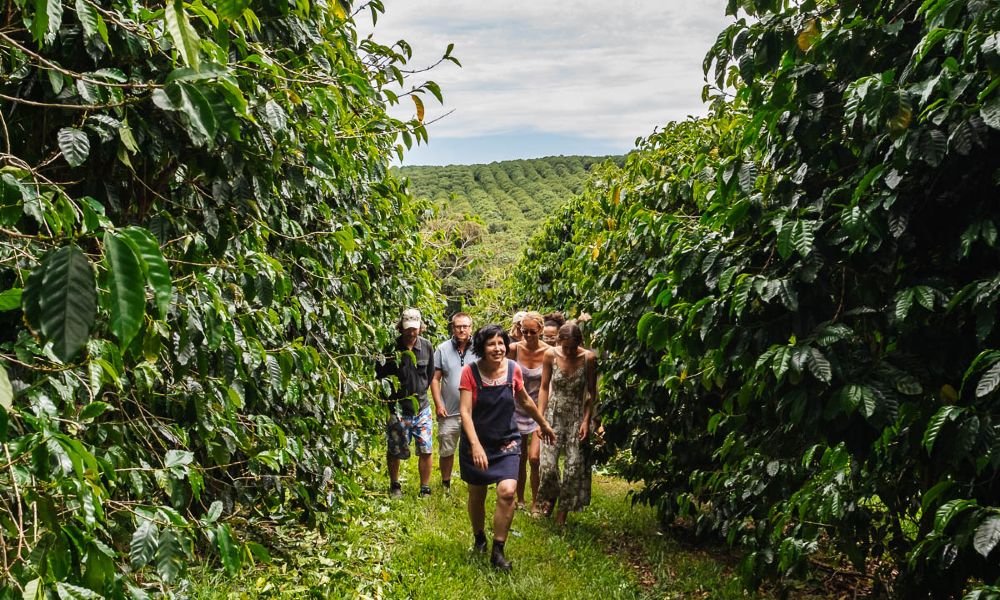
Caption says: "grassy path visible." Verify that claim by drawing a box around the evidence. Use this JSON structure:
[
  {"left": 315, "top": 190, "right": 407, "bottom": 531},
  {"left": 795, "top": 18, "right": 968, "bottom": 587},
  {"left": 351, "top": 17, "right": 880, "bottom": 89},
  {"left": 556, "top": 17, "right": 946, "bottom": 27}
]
[
  {"left": 378, "top": 471, "right": 763, "bottom": 599},
  {"left": 194, "top": 455, "right": 779, "bottom": 599}
]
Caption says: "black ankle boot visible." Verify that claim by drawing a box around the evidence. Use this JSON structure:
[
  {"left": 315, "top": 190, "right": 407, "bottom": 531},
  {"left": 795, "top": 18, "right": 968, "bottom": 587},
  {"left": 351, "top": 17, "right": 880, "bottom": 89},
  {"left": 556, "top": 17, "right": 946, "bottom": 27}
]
[
  {"left": 490, "top": 539, "right": 512, "bottom": 571},
  {"left": 473, "top": 531, "right": 488, "bottom": 553}
]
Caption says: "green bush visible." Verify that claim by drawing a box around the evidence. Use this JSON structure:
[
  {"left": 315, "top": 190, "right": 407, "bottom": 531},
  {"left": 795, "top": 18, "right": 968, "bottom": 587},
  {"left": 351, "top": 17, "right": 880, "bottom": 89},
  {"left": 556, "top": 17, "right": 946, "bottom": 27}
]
[
  {"left": 514, "top": 1, "right": 1000, "bottom": 596},
  {"left": 0, "top": 0, "right": 442, "bottom": 595}
]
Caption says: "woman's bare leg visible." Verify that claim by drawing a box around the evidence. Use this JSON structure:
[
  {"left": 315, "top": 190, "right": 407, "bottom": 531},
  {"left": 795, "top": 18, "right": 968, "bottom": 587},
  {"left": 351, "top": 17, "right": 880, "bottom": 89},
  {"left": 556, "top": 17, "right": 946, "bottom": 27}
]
[
  {"left": 515, "top": 433, "right": 531, "bottom": 505},
  {"left": 492, "top": 479, "right": 517, "bottom": 542},
  {"left": 468, "top": 484, "right": 488, "bottom": 535},
  {"left": 528, "top": 432, "right": 540, "bottom": 510}
]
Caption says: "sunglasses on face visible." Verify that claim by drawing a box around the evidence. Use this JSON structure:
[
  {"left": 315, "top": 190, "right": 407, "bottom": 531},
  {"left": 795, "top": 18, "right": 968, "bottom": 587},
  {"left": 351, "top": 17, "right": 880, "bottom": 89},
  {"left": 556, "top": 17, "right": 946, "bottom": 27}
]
[{"left": 521, "top": 328, "right": 540, "bottom": 335}]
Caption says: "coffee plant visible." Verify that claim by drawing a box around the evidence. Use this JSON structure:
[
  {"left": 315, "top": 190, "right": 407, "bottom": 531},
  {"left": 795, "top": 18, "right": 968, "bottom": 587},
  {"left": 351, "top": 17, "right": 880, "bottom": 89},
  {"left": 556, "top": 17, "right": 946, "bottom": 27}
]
[
  {"left": 0, "top": 0, "right": 446, "bottom": 596},
  {"left": 514, "top": 0, "right": 1000, "bottom": 596}
]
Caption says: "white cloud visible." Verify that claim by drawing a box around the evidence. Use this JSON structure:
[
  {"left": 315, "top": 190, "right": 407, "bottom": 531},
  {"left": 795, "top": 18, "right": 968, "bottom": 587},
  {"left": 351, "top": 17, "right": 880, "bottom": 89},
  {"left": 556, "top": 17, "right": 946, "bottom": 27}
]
[{"left": 362, "top": 1, "right": 733, "bottom": 147}]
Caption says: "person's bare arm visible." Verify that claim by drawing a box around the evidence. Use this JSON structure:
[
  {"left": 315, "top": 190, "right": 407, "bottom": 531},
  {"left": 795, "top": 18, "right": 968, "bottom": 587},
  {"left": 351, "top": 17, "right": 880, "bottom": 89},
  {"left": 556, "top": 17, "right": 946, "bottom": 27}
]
[
  {"left": 460, "top": 388, "right": 488, "bottom": 469},
  {"left": 580, "top": 352, "right": 597, "bottom": 440},
  {"left": 515, "top": 386, "right": 555, "bottom": 444},
  {"left": 430, "top": 369, "right": 447, "bottom": 418},
  {"left": 537, "top": 350, "right": 553, "bottom": 416}
]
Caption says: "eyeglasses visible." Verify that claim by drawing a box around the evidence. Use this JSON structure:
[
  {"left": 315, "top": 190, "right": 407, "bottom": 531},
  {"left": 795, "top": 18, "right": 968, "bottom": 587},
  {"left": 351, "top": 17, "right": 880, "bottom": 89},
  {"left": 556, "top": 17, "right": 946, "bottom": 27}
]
[
  {"left": 453, "top": 324, "right": 472, "bottom": 329},
  {"left": 521, "top": 328, "right": 540, "bottom": 335}
]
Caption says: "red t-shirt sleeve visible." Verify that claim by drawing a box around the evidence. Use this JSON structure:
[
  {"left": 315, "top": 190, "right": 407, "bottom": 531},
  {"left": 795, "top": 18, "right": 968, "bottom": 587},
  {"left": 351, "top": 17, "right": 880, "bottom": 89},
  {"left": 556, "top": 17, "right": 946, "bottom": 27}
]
[
  {"left": 459, "top": 364, "right": 477, "bottom": 404},
  {"left": 511, "top": 361, "right": 524, "bottom": 393}
]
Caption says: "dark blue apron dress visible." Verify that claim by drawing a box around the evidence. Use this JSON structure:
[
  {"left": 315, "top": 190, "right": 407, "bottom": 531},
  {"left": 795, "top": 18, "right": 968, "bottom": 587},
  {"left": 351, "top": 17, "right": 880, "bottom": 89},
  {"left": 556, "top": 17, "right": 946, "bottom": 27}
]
[{"left": 459, "top": 360, "right": 522, "bottom": 486}]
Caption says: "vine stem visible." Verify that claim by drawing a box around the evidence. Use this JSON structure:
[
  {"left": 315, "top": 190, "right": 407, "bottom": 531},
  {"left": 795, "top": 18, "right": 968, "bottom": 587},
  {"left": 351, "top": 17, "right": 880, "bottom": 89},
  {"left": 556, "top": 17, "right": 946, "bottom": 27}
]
[
  {"left": 0, "top": 91, "right": 138, "bottom": 110},
  {"left": 4, "top": 441, "right": 27, "bottom": 570},
  {"left": 0, "top": 32, "right": 161, "bottom": 89}
]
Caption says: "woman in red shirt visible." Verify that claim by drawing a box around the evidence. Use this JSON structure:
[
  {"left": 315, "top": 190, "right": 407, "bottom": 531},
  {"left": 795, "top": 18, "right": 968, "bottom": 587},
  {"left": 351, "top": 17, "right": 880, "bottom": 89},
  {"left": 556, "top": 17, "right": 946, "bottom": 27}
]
[{"left": 459, "top": 324, "right": 555, "bottom": 571}]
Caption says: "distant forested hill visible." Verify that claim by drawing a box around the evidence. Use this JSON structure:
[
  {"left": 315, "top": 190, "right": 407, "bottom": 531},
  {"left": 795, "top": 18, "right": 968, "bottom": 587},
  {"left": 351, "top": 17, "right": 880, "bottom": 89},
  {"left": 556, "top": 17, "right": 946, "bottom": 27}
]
[
  {"left": 398, "top": 156, "right": 621, "bottom": 311},
  {"left": 401, "top": 155, "right": 618, "bottom": 248}
]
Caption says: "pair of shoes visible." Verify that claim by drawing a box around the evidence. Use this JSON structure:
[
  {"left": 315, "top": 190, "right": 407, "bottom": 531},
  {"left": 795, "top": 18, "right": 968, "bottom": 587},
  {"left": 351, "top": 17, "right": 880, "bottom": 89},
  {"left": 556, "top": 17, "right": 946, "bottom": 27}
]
[
  {"left": 441, "top": 479, "right": 451, "bottom": 490},
  {"left": 419, "top": 485, "right": 432, "bottom": 498},
  {"left": 490, "top": 541, "right": 512, "bottom": 572},
  {"left": 473, "top": 532, "right": 488, "bottom": 553},
  {"left": 516, "top": 501, "right": 526, "bottom": 511},
  {"left": 389, "top": 482, "right": 403, "bottom": 498}
]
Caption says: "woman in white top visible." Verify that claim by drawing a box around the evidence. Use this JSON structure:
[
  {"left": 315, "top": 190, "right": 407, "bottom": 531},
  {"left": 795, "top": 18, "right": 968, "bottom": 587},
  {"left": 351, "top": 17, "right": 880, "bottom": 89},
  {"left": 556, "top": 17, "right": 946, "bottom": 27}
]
[{"left": 507, "top": 311, "right": 550, "bottom": 512}]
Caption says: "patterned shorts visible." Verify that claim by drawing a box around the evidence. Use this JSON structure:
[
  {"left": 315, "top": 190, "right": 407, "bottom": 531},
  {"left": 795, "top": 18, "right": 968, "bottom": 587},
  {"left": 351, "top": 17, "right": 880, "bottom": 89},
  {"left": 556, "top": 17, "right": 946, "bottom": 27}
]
[{"left": 387, "top": 407, "right": 433, "bottom": 459}]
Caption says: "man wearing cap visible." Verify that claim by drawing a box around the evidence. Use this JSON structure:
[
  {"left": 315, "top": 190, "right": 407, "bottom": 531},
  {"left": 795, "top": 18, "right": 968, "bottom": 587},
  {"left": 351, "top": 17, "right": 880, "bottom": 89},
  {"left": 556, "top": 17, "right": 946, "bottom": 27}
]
[
  {"left": 430, "top": 312, "right": 477, "bottom": 491},
  {"left": 376, "top": 308, "right": 435, "bottom": 498}
]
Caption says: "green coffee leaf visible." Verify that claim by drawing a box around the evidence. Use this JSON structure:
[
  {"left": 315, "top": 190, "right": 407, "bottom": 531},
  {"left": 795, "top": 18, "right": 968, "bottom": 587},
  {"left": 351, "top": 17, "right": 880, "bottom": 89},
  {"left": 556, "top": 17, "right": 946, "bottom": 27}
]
[
  {"left": 973, "top": 516, "right": 1000, "bottom": 558},
  {"left": 55, "top": 582, "right": 102, "bottom": 599},
  {"left": 164, "top": 0, "right": 201, "bottom": 71},
  {"left": 215, "top": 523, "right": 241, "bottom": 575},
  {"left": 36, "top": 246, "right": 97, "bottom": 363},
  {"left": 104, "top": 231, "right": 146, "bottom": 348},
  {"left": 217, "top": 0, "right": 250, "bottom": 21},
  {"left": 164, "top": 449, "right": 193, "bottom": 469},
  {"left": 32, "top": 0, "right": 64, "bottom": 45},
  {"left": 57, "top": 127, "right": 90, "bottom": 167},
  {"left": 120, "top": 227, "right": 173, "bottom": 318},
  {"left": 0, "top": 288, "right": 21, "bottom": 311},
  {"left": 130, "top": 520, "right": 159, "bottom": 568},
  {"left": 79, "top": 401, "right": 112, "bottom": 422},
  {"left": 923, "top": 405, "right": 964, "bottom": 454},
  {"left": 75, "top": 0, "right": 103, "bottom": 43},
  {"left": 975, "top": 360, "right": 1000, "bottom": 397},
  {"left": 0, "top": 363, "right": 12, "bottom": 412},
  {"left": 155, "top": 529, "right": 184, "bottom": 583}
]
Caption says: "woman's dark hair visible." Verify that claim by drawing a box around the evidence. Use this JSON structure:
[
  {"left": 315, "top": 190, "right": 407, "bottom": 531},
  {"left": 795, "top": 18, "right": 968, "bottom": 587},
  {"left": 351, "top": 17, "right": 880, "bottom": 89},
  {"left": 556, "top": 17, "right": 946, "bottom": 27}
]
[
  {"left": 543, "top": 311, "right": 565, "bottom": 329},
  {"left": 557, "top": 321, "right": 583, "bottom": 347},
  {"left": 473, "top": 324, "right": 510, "bottom": 358}
]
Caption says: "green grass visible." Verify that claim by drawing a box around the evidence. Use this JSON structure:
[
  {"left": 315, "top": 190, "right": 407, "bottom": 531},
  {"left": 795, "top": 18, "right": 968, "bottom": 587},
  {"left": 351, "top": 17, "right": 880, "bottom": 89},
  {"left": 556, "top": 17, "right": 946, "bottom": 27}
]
[{"left": 191, "top": 452, "right": 777, "bottom": 599}]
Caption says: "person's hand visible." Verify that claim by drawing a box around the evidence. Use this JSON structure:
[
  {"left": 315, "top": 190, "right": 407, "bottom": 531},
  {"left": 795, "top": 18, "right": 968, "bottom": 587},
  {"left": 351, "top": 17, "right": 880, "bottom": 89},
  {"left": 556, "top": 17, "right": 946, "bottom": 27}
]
[
  {"left": 593, "top": 423, "right": 605, "bottom": 445},
  {"left": 578, "top": 420, "right": 589, "bottom": 441},
  {"left": 436, "top": 404, "right": 448, "bottom": 419},
  {"left": 539, "top": 423, "right": 556, "bottom": 445},
  {"left": 472, "top": 443, "right": 489, "bottom": 470}
]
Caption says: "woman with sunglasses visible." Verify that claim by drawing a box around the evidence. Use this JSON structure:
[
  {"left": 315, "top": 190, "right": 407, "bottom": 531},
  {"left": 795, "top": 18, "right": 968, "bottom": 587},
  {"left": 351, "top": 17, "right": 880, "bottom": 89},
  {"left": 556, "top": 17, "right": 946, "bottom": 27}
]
[{"left": 506, "top": 311, "right": 550, "bottom": 513}]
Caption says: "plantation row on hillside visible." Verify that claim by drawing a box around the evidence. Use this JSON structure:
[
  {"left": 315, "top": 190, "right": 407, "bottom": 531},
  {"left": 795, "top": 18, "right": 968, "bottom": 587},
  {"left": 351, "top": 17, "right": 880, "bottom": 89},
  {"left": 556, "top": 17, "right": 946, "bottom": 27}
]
[
  {"left": 400, "top": 156, "right": 618, "bottom": 312},
  {"left": 512, "top": 0, "right": 1000, "bottom": 597}
]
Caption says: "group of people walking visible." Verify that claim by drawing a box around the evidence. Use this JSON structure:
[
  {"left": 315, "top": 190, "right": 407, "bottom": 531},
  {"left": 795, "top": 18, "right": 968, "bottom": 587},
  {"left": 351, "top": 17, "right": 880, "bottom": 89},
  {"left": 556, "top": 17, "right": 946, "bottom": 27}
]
[{"left": 376, "top": 308, "right": 600, "bottom": 571}]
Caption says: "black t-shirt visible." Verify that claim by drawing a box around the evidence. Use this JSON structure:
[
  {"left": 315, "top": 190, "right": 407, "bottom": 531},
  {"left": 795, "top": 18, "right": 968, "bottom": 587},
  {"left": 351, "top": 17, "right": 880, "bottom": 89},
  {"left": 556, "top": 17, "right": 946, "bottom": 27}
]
[{"left": 376, "top": 336, "right": 434, "bottom": 416}]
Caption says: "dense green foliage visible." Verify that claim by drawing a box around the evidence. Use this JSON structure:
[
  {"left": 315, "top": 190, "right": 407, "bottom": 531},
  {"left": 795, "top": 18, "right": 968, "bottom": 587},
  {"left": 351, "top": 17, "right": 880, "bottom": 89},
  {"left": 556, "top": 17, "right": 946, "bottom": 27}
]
[
  {"left": 0, "top": 0, "right": 444, "bottom": 596},
  {"left": 400, "top": 156, "right": 617, "bottom": 312},
  {"left": 514, "top": 0, "right": 1000, "bottom": 596}
]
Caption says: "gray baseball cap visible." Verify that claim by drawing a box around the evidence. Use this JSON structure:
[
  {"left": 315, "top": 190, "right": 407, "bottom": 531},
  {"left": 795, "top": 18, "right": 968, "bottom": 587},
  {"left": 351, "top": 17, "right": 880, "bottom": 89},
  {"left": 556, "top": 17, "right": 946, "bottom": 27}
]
[{"left": 400, "top": 308, "right": 422, "bottom": 329}]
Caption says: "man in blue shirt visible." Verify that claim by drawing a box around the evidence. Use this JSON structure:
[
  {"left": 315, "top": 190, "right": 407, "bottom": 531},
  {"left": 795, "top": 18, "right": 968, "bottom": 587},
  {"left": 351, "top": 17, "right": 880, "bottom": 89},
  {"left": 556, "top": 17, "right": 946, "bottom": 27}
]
[{"left": 430, "top": 312, "right": 476, "bottom": 490}]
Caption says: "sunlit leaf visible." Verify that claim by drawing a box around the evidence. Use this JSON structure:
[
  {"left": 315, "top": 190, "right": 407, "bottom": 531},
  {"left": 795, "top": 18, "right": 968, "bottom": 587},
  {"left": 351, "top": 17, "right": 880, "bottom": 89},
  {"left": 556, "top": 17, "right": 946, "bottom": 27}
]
[
  {"left": 411, "top": 94, "right": 424, "bottom": 122},
  {"left": 165, "top": 0, "right": 201, "bottom": 71}
]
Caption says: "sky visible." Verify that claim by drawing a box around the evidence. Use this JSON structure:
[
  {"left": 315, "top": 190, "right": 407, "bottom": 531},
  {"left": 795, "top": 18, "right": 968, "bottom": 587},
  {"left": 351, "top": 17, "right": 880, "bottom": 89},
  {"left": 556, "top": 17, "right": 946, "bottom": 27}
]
[{"left": 362, "top": 1, "right": 734, "bottom": 166}]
